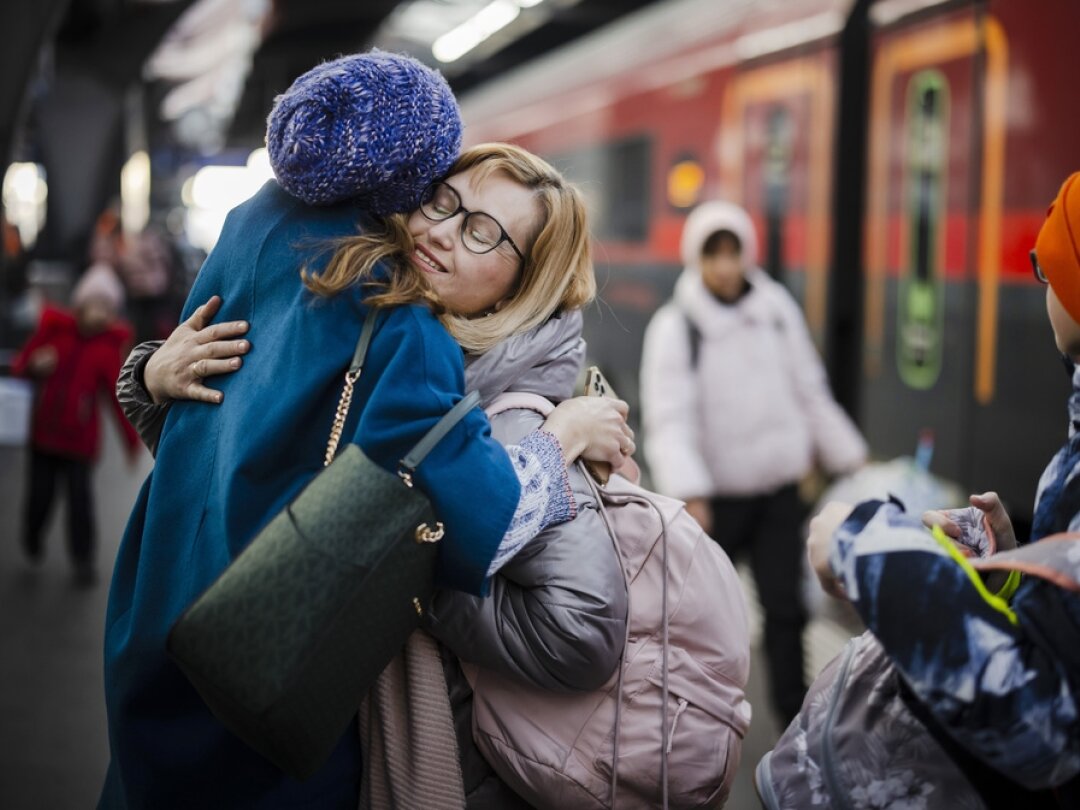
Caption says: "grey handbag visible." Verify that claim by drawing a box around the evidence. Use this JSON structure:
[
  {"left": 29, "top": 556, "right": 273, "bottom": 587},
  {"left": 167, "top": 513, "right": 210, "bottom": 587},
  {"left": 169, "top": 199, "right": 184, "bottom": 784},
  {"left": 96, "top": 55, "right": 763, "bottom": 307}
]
[{"left": 168, "top": 308, "right": 481, "bottom": 781}]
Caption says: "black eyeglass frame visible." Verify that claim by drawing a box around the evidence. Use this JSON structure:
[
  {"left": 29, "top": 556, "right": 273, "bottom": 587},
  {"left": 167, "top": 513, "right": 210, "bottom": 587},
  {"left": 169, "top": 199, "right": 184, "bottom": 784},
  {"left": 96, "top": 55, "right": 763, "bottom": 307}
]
[
  {"left": 418, "top": 181, "right": 525, "bottom": 261},
  {"left": 1030, "top": 249, "right": 1049, "bottom": 284}
]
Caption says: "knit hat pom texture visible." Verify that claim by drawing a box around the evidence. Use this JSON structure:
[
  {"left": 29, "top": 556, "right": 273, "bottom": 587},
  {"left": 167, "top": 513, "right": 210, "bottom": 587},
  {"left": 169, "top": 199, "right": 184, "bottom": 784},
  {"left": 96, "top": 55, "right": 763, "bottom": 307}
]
[{"left": 266, "top": 51, "right": 462, "bottom": 215}]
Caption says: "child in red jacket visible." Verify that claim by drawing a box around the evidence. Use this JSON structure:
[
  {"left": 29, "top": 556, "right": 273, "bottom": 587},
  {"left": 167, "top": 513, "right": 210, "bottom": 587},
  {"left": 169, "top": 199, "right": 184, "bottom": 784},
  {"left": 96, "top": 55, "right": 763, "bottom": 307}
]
[{"left": 13, "top": 264, "right": 141, "bottom": 584}]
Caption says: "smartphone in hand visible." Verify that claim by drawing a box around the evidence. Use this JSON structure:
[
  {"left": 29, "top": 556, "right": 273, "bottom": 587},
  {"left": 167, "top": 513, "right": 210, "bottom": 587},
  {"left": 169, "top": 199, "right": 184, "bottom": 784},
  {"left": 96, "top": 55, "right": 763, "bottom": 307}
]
[{"left": 583, "top": 366, "right": 616, "bottom": 485}]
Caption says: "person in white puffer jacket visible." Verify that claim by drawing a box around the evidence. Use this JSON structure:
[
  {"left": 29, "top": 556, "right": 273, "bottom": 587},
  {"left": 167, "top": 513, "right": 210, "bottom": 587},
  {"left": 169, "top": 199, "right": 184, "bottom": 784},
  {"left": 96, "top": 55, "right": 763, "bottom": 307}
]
[{"left": 640, "top": 199, "right": 866, "bottom": 724}]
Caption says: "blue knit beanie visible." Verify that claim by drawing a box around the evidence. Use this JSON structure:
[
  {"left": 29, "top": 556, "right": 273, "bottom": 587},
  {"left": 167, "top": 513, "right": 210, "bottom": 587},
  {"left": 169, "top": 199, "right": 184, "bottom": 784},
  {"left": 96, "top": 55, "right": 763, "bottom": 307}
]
[{"left": 266, "top": 50, "right": 462, "bottom": 215}]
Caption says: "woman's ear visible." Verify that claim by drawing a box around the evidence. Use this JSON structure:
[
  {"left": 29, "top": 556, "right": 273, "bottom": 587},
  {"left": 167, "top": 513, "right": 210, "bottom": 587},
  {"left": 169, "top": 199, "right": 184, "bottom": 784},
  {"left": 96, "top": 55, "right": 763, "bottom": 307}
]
[{"left": 493, "top": 296, "right": 512, "bottom": 313}]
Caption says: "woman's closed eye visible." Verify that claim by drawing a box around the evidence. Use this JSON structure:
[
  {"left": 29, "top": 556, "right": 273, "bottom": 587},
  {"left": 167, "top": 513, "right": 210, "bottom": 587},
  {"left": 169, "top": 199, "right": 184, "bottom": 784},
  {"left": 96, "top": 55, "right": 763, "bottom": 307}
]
[{"left": 468, "top": 220, "right": 501, "bottom": 249}]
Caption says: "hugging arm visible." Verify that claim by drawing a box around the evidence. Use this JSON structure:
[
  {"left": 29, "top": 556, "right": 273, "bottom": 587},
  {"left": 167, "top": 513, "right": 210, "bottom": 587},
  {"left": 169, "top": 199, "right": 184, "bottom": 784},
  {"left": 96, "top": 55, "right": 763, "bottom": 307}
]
[
  {"left": 119, "top": 301, "right": 633, "bottom": 595},
  {"left": 825, "top": 499, "right": 1080, "bottom": 790},
  {"left": 428, "top": 408, "right": 628, "bottom": 691},
  {"left": 116, "top": 296, "right": 251, "bottom": 456},
  {"left": 117, "top": 340, "right": 167, "bottom": 455}
]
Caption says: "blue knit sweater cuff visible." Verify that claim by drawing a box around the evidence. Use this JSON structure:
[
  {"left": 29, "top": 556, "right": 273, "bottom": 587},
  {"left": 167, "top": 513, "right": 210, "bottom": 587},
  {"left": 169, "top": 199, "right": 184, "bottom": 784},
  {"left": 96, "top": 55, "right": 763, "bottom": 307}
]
[{"left": 523, "top": 430, "right": 577, "bottom": 528}]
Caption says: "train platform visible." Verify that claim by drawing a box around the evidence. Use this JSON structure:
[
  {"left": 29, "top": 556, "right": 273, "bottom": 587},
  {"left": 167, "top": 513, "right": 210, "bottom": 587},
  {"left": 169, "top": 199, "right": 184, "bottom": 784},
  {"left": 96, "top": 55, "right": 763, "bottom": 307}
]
[{"left": 0, "top": 417, "right": 856, "bottom": 809}]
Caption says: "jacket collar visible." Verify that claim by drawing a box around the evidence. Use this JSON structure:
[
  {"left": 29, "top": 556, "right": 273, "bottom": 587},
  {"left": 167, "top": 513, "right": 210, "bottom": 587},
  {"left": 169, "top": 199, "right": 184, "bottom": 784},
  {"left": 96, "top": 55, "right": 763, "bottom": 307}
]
[{"left": 464, "top": 310, "right": 585, "bottom": 407}]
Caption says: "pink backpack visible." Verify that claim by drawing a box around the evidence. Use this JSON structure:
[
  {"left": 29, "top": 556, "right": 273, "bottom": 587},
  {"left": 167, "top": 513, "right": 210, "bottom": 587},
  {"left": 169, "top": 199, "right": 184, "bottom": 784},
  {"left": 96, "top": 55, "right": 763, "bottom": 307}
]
[{"left": 465, "top": 393, "right": 752, "bottom": 809}]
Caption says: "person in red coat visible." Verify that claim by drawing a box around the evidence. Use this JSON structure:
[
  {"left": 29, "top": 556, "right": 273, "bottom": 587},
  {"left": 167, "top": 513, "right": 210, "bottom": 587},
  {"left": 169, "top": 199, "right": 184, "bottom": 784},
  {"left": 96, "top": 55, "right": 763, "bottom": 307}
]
[{"left": 12, "top": 263, "right": 141, "bottom": 584}]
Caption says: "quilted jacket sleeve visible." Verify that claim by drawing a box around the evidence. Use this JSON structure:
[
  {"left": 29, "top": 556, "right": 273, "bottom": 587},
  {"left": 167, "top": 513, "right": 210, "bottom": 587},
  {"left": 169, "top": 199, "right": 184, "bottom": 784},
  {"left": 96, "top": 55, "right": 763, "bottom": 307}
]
[
  {"left": 116, "top": 340, "right": 169, "bottom": 456},
  {"left": 427, "top": 408, "right": 629, "bottom": 692}
]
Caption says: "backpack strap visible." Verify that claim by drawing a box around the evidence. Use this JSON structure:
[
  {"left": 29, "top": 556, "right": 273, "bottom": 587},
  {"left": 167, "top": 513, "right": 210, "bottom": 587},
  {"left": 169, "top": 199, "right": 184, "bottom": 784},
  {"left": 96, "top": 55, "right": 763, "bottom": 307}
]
[
  {"left": 484, "top": 391, "right": 555, "bottom": 419},
  {"left": 682, "top": 309, "right": 702, "bottom": 370},
  {"left": 583, "top": 475, "right": 674, "bottom": 809}
]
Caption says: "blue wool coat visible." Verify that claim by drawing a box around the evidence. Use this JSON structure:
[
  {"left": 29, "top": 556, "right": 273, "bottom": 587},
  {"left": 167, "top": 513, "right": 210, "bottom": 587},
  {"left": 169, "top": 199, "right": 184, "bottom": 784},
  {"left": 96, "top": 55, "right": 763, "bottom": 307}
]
[{"left": 99, "top": 181, "right": 520, "bottom": 808}]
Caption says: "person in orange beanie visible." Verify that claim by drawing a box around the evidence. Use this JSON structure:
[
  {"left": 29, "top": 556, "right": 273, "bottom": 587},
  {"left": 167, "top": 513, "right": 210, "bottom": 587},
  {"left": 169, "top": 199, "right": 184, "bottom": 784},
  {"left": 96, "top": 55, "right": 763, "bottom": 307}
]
[
  {"left": 756, "top": 173, "right": 1080, "bottom": 809},
  {"left": 1035, "top": 172, "right": 1080, "bottom": 362}
]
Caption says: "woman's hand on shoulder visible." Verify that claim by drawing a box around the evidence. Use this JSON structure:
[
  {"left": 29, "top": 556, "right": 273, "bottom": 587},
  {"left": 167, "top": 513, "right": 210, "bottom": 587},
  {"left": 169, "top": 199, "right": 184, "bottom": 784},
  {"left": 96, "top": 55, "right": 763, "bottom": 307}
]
[
  {"left": 143, "top": 296, "right": 250, "bottom": 405},
  {"left": 542, "top": 396, "right": 634, "bottom": 469}
]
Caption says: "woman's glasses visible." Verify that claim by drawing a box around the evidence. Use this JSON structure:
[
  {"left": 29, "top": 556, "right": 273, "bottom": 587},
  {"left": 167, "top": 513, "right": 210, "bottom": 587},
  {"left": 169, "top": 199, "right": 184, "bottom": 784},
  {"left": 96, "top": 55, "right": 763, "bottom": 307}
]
[
  {"left": 1031, "top": 249, "right": 1049, "bottom": 284},
  {"left": 419, "top": 181, "right": 525, "bottom": 261}
]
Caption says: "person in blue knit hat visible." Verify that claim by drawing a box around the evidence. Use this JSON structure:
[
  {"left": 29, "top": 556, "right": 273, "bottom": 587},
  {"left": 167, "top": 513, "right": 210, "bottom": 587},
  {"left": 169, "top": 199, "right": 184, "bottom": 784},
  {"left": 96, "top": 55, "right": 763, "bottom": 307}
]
[
  {"left": 99, "top": 52, "right": 633, "bottom": 808},
  {"left": 265, "top": 49, "right": 464, "bottom": 215}
]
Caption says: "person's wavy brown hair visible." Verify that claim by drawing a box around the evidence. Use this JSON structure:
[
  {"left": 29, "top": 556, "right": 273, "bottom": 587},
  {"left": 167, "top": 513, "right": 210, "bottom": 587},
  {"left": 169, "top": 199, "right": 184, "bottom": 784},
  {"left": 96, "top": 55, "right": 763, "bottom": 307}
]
[{"left": 303, "top": 142, "right": 595, "bottom": 353}]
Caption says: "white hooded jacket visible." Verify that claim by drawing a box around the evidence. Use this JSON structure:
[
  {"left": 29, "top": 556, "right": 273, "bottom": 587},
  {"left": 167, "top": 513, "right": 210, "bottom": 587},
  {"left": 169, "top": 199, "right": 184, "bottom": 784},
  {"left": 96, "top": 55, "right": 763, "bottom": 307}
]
[{"left": 640, "top": 201, "right": 867, "bottom": 499}]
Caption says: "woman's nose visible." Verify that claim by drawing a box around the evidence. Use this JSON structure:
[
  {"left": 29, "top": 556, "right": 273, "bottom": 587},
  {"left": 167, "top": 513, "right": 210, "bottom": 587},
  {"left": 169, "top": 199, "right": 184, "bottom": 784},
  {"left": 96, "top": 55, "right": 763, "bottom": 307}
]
[{"left": 427, "top": 215, "right": 461, "bottom": 250}]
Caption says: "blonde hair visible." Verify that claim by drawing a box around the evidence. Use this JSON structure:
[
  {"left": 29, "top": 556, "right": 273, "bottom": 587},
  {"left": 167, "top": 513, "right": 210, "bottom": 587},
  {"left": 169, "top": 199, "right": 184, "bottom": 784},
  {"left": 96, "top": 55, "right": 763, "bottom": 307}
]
[{"left": 303, "top": 142, "right": 595, "bottom": 353}]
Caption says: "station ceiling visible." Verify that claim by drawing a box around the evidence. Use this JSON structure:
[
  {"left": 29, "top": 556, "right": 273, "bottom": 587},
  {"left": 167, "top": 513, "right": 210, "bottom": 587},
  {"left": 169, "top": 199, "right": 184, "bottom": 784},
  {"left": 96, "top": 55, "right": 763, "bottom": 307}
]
[{"left": 30, "top": 0, "right": 669, "bottom": 151}]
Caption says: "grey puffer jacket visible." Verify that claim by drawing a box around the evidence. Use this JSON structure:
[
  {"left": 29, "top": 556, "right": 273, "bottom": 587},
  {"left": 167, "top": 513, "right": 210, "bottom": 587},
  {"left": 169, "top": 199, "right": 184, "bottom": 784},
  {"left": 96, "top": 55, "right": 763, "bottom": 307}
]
[{"left": 431, "top": 310, "right": 627, "bottom": 692}]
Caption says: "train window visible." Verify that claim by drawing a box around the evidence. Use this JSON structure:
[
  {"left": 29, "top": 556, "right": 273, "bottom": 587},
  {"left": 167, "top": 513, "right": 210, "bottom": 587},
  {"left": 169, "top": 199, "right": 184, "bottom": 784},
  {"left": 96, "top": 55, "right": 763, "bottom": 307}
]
[
  {"left": 549, "top": 135, "right": 652, "bottom": 242},
  {"left": 898, "top": 69, "right": 949, "bottom": 390}
]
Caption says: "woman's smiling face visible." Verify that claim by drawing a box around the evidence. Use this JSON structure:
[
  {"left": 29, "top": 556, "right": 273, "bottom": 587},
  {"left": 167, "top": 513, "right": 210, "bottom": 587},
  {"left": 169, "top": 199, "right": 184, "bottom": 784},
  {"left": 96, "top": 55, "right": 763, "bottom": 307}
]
[{"left": 407, "top": 165, "right": 540, "bottom": 316}]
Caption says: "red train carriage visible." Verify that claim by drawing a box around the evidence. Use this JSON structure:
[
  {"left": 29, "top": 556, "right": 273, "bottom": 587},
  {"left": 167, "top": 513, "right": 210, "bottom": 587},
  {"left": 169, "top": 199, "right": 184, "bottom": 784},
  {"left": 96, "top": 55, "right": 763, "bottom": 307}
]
[{"left": 458, "top": 0, "right": 1080, "bottom": 526}]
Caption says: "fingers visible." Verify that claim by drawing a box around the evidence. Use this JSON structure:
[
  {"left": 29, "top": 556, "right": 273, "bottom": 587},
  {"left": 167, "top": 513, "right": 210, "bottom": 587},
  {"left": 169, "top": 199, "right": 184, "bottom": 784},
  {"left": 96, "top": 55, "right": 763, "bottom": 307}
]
[
  {"left": 196, "top": 320, "right": 249, "bottom": 345},
  {"left": 584, "top": 397, "right": 634, "bottom": 464},
  {"left": 191, "top": 357, "right": 243, "bottom": 379},
  {"left": 201, "top": 338, "right": 250, "bottom": 360},
  {"left": 970, "top": 491, "right": 1003, "bottom": 514},
  {"left": 183, "top": 297, "right": 249, "bottom": 345},
  {"left": 921, "top": 509, "right": 960, "bottom": 538},
  {"left": 609, "top": 397, "right": 630, "bottom": 419},
  {"left": 185, "top": 382, "right": 225, "bottom": 404},
  {"left": 186, "top": 296, "right": 222, "bottom": 331},
  {"left": 970, "top": 491, "right": 1017, "bottom": 552}
]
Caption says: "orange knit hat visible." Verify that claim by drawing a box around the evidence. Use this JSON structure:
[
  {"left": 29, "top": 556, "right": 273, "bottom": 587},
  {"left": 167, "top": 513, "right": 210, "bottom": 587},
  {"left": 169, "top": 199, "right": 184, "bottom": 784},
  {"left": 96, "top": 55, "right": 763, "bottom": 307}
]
[{"left": 1036, "top": 172, "right": 1080, "bottom": 324}]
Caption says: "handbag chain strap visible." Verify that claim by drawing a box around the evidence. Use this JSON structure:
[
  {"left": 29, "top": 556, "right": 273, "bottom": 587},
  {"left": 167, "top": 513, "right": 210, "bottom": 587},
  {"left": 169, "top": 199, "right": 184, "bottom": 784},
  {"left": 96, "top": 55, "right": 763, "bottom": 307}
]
[
  {"left": 321, "top": 308, "right": 484, "bottom": 544},
  {"left": 324, "top": 309, "right": 381, "bottom": 467}
]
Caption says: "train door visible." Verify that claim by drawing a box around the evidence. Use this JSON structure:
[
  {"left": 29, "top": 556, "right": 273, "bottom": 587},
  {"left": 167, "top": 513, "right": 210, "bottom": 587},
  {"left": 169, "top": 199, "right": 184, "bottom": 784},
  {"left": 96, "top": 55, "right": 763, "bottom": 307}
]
[
  {"left": 861, "top": 6, "right": 1006, "bottom": 489},
  {"left": 718, "top": 51, "right": 836, "bottom": 349}
]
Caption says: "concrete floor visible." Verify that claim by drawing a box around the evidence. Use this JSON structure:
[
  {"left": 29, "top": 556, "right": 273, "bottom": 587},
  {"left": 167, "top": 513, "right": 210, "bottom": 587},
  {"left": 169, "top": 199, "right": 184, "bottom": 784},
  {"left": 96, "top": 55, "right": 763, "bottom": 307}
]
[
  {"left": 0, "top": 415, "right": 855, "bottom": 809},
  {"left": 0, "top": 416, "right": 153, "bottom": 808}
]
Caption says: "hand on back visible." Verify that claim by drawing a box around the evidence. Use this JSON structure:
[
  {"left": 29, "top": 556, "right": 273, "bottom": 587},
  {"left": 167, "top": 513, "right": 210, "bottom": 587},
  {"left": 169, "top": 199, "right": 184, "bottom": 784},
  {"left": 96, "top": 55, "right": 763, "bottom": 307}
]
[{"left": 143, "top": 296, "right": 250, "bottom": 405}]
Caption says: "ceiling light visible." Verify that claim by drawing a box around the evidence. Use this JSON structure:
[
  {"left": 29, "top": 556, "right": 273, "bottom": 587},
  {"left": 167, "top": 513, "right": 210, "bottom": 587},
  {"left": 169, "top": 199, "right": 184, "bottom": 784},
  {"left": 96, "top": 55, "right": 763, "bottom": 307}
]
[{"left": 433, "top": 0, "right": 521, "bottom": 63}]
